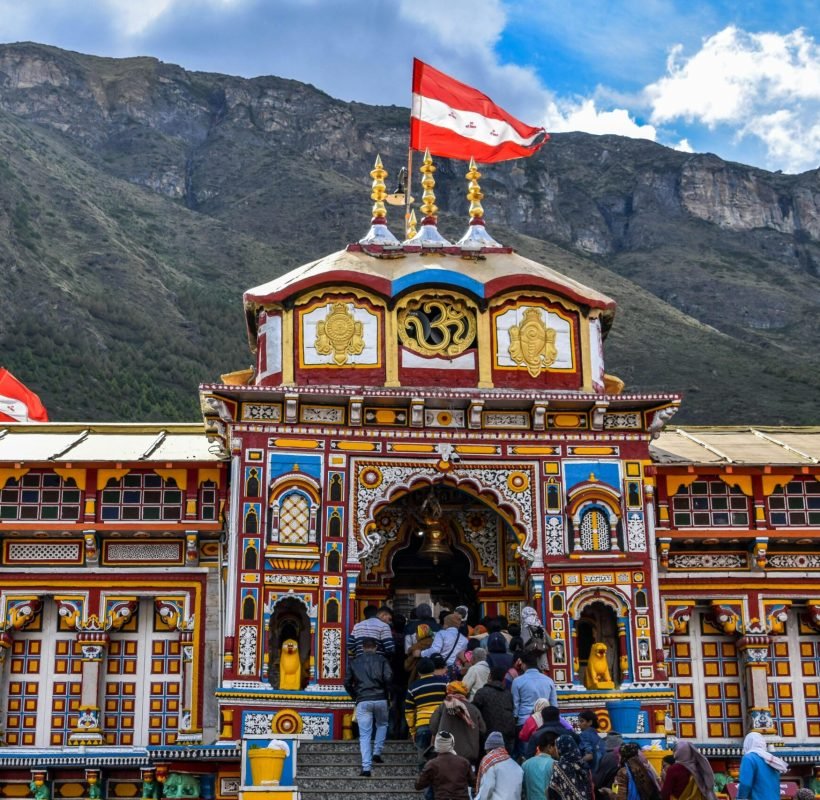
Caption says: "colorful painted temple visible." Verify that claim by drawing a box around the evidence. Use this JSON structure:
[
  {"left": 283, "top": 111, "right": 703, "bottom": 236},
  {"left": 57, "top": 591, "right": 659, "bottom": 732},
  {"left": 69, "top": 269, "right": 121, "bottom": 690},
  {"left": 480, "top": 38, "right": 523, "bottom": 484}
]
[{"left": 1, "top": 153, "right": 820, "bottom": 798}]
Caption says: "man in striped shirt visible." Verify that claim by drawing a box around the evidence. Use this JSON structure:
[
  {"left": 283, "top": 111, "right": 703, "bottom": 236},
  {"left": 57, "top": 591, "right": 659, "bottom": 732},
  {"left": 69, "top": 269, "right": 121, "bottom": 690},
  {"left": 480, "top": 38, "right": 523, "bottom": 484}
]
[
  {"left": 348, "top": 605, "right": 395, "bottom": 658},
  {"left": 405, "top": 657, "right": 448, "bottom": 770}
]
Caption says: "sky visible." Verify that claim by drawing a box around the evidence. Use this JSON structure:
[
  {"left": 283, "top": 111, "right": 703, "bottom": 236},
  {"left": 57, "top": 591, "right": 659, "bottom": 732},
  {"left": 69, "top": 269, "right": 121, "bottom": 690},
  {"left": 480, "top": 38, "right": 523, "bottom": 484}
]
[{"left": 0, "top": 0, "right": 818, "bottom": 174}]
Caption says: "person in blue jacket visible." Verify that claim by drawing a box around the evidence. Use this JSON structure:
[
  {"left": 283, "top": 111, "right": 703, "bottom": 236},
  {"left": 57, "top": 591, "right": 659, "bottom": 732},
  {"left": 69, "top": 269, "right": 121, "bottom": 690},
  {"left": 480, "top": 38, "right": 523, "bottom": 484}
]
[{"left": 736, "top": 732, "right": 788, "bottom": 800}]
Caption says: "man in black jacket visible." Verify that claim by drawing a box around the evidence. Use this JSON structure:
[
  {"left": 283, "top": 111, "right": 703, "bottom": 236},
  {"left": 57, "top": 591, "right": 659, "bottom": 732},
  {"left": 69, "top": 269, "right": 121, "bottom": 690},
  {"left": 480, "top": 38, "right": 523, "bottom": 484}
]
[{"left": 344, "top": 637, "right": 392, "bottom": 776}]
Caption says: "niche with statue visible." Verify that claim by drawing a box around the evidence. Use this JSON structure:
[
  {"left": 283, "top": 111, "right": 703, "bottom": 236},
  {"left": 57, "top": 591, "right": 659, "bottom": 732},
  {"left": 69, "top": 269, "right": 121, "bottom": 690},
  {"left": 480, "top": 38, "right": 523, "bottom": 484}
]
[
  {"left": 268, "top": 598, "right": 311, "bottom": 690},
  {"left": 577, "top": 601, "right": 621, "bottom": 689}
]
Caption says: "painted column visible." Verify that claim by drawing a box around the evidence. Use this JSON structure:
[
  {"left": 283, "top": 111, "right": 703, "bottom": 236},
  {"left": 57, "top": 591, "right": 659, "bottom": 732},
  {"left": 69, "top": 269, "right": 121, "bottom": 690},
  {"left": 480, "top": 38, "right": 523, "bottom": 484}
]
[
  {"left": 570, "top": 621, "right": 581, "bottom": 684},
  {"left": 176, "top": 631, "right": 202, "bottom": 744},
  {"left": 68, "top": 632, "right": 109, "bottom": 745},
  {"left": 737, "top": 634, "right": 775, "bottom": 733},
  {"left": 617, "top": 618, "right": 630, "bottom": 683}
]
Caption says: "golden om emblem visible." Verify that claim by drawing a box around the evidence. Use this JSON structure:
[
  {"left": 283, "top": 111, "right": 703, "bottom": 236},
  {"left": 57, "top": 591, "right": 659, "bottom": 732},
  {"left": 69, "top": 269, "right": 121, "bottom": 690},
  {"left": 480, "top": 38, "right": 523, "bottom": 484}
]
[
  {"left": 315, "top": 302, "right": 365, "bottom": 365},
  {"left": 398, "top": 297, "right": 476, "bottom": 357},
  {"left": 508, "top": 307, "right": 558, "bottom": 377}
]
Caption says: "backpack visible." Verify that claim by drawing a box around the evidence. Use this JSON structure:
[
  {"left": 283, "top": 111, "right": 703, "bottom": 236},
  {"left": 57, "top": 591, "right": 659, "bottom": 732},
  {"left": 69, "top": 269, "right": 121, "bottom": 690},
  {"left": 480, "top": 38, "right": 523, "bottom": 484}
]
[{"left": 523, "top": 625, "right": 548, "bottom": 654}]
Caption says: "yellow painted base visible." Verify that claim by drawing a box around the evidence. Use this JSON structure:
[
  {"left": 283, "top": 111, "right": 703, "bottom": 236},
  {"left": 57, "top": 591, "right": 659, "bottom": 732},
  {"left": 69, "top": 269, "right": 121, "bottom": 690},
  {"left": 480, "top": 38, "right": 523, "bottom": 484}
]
[
  {"left": 643, "top": 749, "right": 673, "bottom": 778},
  {"left": 239, "top": 788, "right": 298, "bottom": 800}
]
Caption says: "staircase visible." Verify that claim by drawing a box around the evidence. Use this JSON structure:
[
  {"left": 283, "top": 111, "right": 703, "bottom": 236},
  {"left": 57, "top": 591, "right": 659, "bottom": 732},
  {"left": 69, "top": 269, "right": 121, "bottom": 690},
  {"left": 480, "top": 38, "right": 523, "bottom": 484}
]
[{"left": 297, "top": 739, "right": 422, "bottom": 800}]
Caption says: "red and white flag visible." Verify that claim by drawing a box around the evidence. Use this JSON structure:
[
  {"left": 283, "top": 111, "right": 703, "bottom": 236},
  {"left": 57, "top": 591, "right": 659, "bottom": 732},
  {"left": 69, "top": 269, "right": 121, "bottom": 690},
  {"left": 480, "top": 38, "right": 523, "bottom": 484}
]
[
  {"left": 0, "top": 368, "right": 49, "bottom": 423},
  {"left": 410, "top": 58, "right": 548, "bottom": 163}
]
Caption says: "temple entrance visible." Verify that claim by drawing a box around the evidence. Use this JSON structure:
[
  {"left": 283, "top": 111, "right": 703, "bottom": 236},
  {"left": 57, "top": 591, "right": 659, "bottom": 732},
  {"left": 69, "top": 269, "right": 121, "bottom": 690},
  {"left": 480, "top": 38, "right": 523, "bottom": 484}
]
[{"left": 356, "top": 482, "right": 527, "bottom": 624}]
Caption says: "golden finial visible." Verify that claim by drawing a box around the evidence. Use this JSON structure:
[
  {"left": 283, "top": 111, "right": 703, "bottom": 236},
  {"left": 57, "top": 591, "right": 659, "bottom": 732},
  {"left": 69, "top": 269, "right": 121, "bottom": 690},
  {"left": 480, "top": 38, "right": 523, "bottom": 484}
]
[
  {"left": 406, "top": 209, "right": 417, "bottom": 239},
  {"left": 466, "top": 157, "right": 484, "bottom": 220},
  {"left": 370, "top": 155, "right": 388, "bottom": 221},
  {"left": 419, "top": 148, "right": 438, "bottom": 219}
]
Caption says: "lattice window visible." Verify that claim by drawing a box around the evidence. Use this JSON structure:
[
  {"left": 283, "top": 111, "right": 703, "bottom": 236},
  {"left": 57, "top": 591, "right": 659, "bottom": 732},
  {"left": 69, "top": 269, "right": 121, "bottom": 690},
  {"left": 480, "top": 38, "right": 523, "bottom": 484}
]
[
  {"left": 198, "top": 481, "right": 218, "bottom": 521},
  {"left": 279, "top": 492, "right": 310, "bottom": 544},
  {"left": 579, "top": 508, "right": 611, "bottom": 551},
  {"left": 100, "top": 472, "right": 182, "bottom": 522},
  {"left": 767, "top": 480, "right": 820, "bottom": 526},
  {"left": 671, "top": 480, "right": 749, "bottom": 527},
  {"left": 0, "top": 471, "right": 81, "bottom": 521}
]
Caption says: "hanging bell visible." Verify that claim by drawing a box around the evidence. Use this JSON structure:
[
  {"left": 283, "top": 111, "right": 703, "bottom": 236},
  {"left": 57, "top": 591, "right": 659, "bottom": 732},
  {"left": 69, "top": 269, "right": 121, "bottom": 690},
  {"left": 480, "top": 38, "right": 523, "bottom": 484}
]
[{"left": 418, "top": 522, "right": 453, "bottom": 565}]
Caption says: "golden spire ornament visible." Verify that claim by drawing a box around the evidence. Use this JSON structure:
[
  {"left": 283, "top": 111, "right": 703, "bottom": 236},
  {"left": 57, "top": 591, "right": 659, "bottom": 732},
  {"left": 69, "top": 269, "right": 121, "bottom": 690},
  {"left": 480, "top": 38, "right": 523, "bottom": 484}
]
[
  {"left": 455, "top": 156, "right": 502, "bottom": 250},
  {"left": 406, "top": 209, "right": 418, "bottom": 239},
  {"left": 403, "top": 148, "right": 451, "bottom": 246},
  {"left": 358, "top": 154, "right": 400, "bottom": 246}
]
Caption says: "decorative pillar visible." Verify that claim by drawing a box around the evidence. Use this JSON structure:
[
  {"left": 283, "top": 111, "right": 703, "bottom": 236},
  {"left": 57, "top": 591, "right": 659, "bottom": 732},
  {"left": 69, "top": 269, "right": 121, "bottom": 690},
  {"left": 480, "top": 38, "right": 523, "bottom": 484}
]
[
  {"left": 617, "top": 619, "right": 630, "bottom": 683},
  {"left": 185, "top": 532, "right": 199, "bottom": 566},
  {"left": 738, "top": 634, "right": 775, "bottom": 733},
  {"left": 219, "top": 707, "right": 235, "bottom": 740},
  {"left": 570, "top": 622, "right": 581, "bottom": 684},
  {"left": 68, "top": 633, "right": 109, "bottom": 745},
  {"left": 176, "top": 631, "right": 202, "bottom": 744}
]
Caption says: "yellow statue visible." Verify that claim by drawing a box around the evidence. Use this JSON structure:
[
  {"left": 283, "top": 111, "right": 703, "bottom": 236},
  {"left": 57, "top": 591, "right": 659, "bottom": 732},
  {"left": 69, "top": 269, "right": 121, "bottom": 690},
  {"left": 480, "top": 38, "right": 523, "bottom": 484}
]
[
  {"left": 279, "top": 639, "right": 303, "bottom": 690},
  {"left": 584, "top": 643, "right": 615, "bottom": 689}
]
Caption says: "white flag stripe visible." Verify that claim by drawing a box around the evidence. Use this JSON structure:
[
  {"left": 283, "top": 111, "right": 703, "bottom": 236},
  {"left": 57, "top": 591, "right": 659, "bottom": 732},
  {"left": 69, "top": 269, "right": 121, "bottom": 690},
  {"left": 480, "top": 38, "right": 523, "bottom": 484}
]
[
  {"left": 412, "top": 94, "right": 542, "bottom": 148},
  {"left": 0, "top": 394, "right": 35, "bottom": 422}
]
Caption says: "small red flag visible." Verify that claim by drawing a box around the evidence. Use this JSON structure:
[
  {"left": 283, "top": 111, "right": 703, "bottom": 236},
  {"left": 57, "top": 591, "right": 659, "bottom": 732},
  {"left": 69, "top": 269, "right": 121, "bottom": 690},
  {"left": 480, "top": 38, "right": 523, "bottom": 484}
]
[
  {"left": 0, "top": 368, "right": 49, "bottom": 423},
  {"left": 410, "top": 58, "right": 548, "bottom": 163}
]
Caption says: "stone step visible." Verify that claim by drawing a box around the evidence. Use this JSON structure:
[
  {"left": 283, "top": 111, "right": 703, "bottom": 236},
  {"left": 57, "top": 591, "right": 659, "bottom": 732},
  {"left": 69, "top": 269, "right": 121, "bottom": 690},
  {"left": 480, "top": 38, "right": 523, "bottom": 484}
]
[
  {"left": 298, "top": 775, "right": 420, "bottom": 790},
  {"left": 299, "top": 761, "right": 418, "bottom": 777},
  {"left": 298, "top": 749, "right": 416, "bottom": 764},
  {"left": 300, "top": 794, "right": 421, "bottom": 800},
  {"left": 299, "top": 739, "right": 415, "bottom": 751}
]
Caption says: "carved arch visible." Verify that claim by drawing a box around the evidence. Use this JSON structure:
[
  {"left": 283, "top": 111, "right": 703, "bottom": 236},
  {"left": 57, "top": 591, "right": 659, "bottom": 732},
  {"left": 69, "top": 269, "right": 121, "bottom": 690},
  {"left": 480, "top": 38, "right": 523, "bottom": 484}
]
[{"left": 568, "top": 586, "right": 630, "bottom": 619}]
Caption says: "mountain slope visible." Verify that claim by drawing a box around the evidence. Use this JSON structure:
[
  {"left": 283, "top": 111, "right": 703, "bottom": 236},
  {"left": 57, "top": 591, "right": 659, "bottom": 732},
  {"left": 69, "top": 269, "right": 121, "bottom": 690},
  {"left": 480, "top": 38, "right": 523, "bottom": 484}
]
[{"left": 0, "top": 42, "right": 817, "bottom": 423}]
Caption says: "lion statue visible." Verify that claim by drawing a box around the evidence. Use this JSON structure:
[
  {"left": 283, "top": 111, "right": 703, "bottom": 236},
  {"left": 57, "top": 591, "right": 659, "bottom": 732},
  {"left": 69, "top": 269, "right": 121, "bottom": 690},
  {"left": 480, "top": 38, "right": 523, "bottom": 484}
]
[
  {"left": 584, "top": 642, "right": 615, "bottom": 689},
  {"left": 279, "top": 638, "right": 303, "bottom": 690}
]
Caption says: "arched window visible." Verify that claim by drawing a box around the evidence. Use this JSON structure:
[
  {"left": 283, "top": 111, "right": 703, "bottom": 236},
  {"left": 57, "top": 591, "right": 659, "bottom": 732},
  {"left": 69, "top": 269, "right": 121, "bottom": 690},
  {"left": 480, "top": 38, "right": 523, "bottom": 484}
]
[
  {"left": 242, "top": 596, "right": 256, "bottom": 620},
  {"left": 327, "top": 548, "right": 341, "bottom": 573},
  {"left": 329, "top": 473, "right": 343, "bottom": 502},
  {"left": 546, "top": 482, "right": 561, "bottom": 512},
  {"left": 635, "top": 589, "right": 648, "bottom": 609},
  {"left": 627, "top": 482, "right": 641, "bottom": 508},
  {"left": 246, "top": 469, "right": 260, "bottom": 498},
  {"left": 326, "top": 598, "right": 340, "bottom": 623},
  {"left": 244, "top": 542, "right": 258, "bottom": 570},
  {"left": 328, "top": 510, "right": 342, "bottom": 538},
  {"left": 244, "top": 506, "right": 259, "bottom": 534},
  {"left": 579, "top": 508, "right": 611, "bottom": 551},
  {"left": 279, "top": 492, "right": 309, "bottom": 545},
  {"left": 551, "top": 593, "right": 564, "bottom": 613}
]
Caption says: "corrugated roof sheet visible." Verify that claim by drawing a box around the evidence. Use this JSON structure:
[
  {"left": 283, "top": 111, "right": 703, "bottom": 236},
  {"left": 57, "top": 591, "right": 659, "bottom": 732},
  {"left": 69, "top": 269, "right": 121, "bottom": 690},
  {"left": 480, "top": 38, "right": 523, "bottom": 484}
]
[
  {"left": 650, "top": 427, "right": 820, "bottom": 465},
  {"left": 0, "top": 424, "right": 219, "bottom": 463}
]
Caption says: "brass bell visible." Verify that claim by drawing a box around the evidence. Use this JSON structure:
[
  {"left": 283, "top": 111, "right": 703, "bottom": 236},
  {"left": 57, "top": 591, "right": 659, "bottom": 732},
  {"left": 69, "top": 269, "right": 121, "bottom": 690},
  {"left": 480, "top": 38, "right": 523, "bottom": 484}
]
[{"left": 418, "top": 522, "right": 453, "bottom": 565}]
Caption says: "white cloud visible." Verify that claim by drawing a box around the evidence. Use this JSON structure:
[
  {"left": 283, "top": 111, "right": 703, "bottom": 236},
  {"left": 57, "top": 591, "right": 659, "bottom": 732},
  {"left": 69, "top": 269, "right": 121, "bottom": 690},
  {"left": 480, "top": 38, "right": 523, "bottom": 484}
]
[
  {"left": 672, "top": 138, "right": 693, "bottom": 153},
  {"left": 543, "top": 98, "right": 657, "bottom": 140},
  {"left": 645, "top": 26, "right": 820, "bottom": 171}
]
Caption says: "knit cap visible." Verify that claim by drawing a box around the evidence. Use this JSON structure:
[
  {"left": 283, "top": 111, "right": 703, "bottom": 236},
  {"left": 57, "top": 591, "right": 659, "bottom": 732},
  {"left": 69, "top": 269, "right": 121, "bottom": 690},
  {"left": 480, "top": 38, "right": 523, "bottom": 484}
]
[
  {"left": 435, "top": 731, "right": 455, "bottom": 753},
  {"left": 485, "top": 731, "right": 505, "bottom": 750}
]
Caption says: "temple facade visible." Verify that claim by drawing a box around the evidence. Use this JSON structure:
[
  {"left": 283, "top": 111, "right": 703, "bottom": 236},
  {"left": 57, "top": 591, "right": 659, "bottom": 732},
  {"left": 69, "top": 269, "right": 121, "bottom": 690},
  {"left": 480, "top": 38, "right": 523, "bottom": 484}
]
[{"left": 1, "top": 154, "right": 819, "bottom": 797}]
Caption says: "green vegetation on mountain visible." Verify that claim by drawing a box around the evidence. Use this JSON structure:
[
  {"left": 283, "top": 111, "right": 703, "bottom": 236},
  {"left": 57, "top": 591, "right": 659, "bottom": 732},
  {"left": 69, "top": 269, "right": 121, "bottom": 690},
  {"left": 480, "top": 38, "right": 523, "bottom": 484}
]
[{"left": 0, "top": 43, "right": 817, "bottom": 423}]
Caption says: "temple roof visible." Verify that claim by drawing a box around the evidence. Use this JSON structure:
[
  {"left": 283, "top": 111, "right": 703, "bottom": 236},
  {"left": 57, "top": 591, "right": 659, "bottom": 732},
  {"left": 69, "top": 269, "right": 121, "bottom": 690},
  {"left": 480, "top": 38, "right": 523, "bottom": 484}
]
[{"left": 243, "top": 245, "right": 617, "bottom": 341}]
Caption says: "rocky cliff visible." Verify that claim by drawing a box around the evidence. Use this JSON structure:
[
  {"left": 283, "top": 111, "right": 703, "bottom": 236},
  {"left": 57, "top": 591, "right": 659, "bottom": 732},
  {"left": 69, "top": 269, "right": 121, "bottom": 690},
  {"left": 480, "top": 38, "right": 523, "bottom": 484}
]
[{"left": 0, "top": 42, "right": 817, "bottom": 423}]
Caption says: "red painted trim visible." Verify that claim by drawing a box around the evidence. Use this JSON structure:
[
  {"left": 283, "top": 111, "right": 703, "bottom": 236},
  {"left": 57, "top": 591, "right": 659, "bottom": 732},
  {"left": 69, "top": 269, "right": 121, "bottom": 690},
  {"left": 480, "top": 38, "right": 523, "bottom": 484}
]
[
  {"left": 244, "top": 271, "right": 392, "bottom": 305},
  {"left": 485, "top": 274, "right": 616, "bottom": 310}
]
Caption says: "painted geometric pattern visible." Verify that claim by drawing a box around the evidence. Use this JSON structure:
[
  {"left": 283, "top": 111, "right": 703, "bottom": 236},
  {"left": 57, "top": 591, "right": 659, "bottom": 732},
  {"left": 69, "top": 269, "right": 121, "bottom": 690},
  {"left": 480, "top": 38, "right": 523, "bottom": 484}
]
[
  {"left": 280, "top": 493, "right": 309, "bottom": 544},
  {"left": 800, "top": 637, "right": 820, "bottom": 737},
  {"left": 701, "top": 639, "right": 744, "bottom": 739},
  {"left": 5, "top": 639, "right": 41, "bottom": 746},
  {"left": 49, "top": 638, "right": 83, "bottom": 745},
  {"left": 104, "top": 639, "right": 139, "bottom": 745},
  {"left": 667, "top": 640, "right": 697, "bottom": 740},
  {"left": 148, "top": 640, "right": 181, "bottom": 745},
  {"left": 768, "top": 640, "right": 797, "bottom": 738}
]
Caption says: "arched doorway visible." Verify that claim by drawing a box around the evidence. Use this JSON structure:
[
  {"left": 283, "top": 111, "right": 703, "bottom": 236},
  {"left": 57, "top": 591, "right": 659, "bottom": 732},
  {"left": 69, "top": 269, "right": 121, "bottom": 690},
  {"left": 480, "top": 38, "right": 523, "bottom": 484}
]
[{"left": 356, "top": 483, "right": 526, "bottom": 625}]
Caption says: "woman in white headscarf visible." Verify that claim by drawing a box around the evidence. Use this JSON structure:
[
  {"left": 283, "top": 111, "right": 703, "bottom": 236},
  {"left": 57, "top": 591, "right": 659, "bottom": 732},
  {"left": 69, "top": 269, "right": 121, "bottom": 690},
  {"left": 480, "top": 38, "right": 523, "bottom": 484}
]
[
  {"left": 736, "top": 732, "right": 788, "bottom": 800},
  {"left": 520, "top": 606, "right": 554, "bottom": 670}
]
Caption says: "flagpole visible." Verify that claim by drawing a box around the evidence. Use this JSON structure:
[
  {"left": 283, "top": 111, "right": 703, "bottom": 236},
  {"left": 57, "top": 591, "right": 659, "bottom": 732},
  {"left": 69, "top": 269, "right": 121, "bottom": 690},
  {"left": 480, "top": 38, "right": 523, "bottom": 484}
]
[{"left": 405, "top": 147, "right": 414, "bottom": 237}]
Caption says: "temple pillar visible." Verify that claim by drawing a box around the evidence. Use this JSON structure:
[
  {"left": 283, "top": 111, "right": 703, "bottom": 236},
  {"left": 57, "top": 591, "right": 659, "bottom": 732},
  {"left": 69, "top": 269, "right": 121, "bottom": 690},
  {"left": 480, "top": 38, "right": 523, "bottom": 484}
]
[
  {"left": 176, "top": 632, "right": 202, "bottom": 744},
  {"left": 570, "top": 622, "right": 581, "bottom": 684},
  {"left": 0, "top": 630, "right": 11, "bottom": 745},
  {"left": 617, "top": 619, "right": 630, "bottom": 683},
  {"left": 738, "top": 634, "right": 775, "bottom": 733},
  {"left": 68, "top": 633, "right": 109, "bottom": 745}
]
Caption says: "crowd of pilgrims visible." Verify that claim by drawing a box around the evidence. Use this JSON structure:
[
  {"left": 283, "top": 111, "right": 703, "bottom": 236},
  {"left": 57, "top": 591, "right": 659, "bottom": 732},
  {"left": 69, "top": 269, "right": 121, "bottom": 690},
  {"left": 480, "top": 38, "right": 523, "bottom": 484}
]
[{"left": 344, "top": 602, "right": 791, "bottom": 800}]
